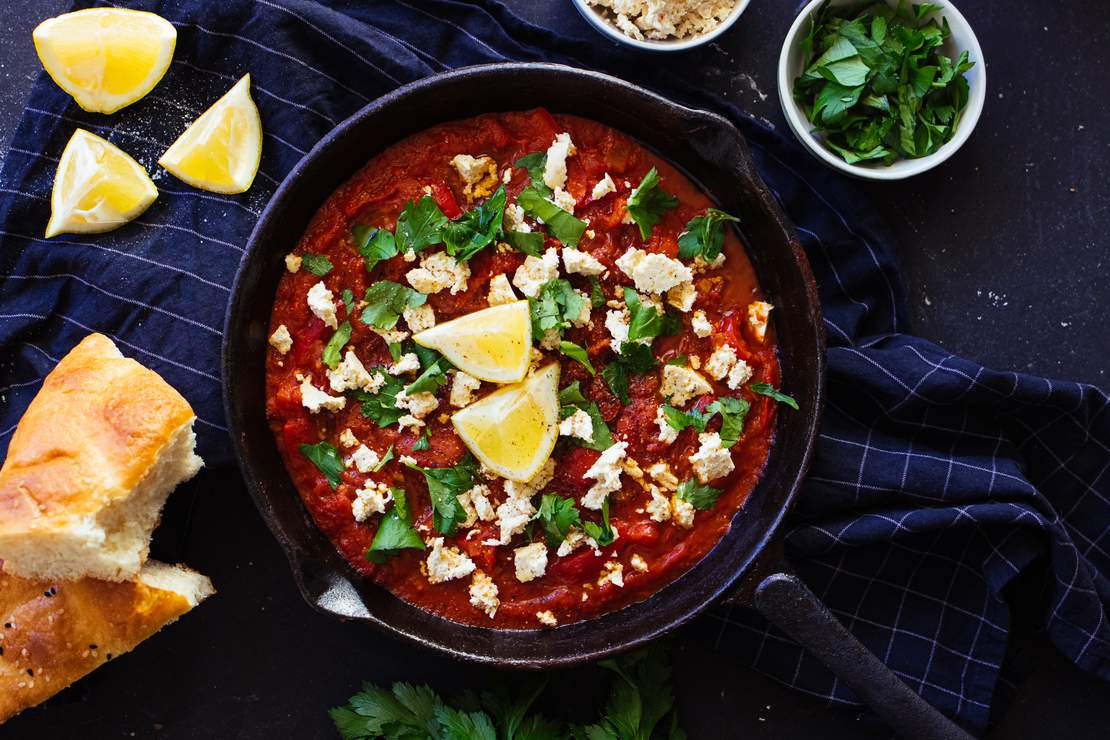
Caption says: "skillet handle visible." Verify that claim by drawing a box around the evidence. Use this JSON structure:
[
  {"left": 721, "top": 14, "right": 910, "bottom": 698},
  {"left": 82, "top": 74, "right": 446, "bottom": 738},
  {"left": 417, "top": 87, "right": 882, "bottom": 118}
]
[{"left": 751, "top": 573, "right": 975, "bottom": 740}]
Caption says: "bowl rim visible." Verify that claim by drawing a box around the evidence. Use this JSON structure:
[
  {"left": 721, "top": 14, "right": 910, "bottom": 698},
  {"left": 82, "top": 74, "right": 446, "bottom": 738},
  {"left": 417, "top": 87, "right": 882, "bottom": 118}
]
[
  {"left": 777, "top": 0, "right": 987, "bottom": 181},
  {"left": 570, "top": 0, "right": 752, "bottom": 52}
]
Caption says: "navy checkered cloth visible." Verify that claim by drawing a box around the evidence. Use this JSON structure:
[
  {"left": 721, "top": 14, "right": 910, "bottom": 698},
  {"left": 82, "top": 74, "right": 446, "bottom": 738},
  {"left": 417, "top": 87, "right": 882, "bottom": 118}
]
[{"left": 1, "top": 1, "right": 1106, "bottom": 733}]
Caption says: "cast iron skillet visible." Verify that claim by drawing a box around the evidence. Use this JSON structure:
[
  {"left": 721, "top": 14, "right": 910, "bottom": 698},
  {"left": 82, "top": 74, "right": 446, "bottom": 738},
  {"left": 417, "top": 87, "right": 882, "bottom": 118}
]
[{"left": 223, "top": 64, "right": 971, "bottom": 740}]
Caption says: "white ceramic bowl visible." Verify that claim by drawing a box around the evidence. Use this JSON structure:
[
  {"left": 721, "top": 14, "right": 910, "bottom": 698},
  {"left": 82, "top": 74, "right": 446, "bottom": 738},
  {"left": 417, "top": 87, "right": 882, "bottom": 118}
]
[
  {"left": 572, "top": 0, "right": 752, "bottom": 52},
  {"left": 778, "top": 0, "right": 986, "bottom": 180}
]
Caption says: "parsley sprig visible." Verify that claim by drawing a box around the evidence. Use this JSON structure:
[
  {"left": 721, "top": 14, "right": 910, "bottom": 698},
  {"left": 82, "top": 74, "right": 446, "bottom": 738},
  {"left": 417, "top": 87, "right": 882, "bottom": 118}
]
[
  {"left": 662, "top": 396, "right": 751, "bottom": 448},
  {"left": 625, "top": 167, "right": 678, "bottom": 240},
  {"left": 365, "top": 488, "right": 424, "bottom": 564},
  {"left": 299, "top": 441, "right": 344, "bottom": 490},
  {"left": 677, "top": 208, "right": 739, "bottom": 262},
  {"left": 361, "top": 281, "right": 427, "bottom": 330},
  {"left": 353, "top": 371, "right": 406, "bottom": 427},
  {"left": 395, "top": 195, "right": 448, "bottom": 253},
  {"left": 558, "top": 381, "right": 614, "bottom": 451},
  {"left": 443, "top": 185, "right": 506, "bottom": 262},
  {"left": 405, "top": 455, "right": 479, "bottom": 535}
]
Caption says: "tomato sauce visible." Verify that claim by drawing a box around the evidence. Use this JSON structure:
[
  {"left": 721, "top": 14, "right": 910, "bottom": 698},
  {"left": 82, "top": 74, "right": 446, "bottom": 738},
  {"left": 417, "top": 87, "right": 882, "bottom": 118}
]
[{"left": 265, "top": 110, "right": 779, "bottom": 628}]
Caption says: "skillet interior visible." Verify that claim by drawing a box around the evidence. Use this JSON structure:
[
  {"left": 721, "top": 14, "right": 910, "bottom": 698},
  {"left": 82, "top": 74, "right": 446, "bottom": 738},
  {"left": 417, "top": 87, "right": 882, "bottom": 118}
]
[{"left": 222, "top": 63, "right": 825, "bottom": 668}]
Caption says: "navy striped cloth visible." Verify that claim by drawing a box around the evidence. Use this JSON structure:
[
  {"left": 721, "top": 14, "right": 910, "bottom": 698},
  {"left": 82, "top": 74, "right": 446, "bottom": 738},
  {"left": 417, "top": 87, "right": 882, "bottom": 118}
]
[{"left": 1, "top": 0, "right": 1107, "bottom": 732}]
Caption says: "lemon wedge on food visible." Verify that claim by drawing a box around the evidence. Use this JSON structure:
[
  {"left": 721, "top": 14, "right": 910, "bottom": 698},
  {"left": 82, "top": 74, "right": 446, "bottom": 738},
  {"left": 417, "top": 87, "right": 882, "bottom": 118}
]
[
  {"left": 413, "top": 301, "right": 532, "bottom": 384},
  {"left": 33, "top": 8, "right": 176, "bottom": 114},
  {"left": 158, "top": 74, "right": 262, "bottom": 194},
  {"left": 453, "top": 363, "right": 560, "bottom": 482},
  {"left": 46, "top": 129, "right": 158, "bottom": 238}
]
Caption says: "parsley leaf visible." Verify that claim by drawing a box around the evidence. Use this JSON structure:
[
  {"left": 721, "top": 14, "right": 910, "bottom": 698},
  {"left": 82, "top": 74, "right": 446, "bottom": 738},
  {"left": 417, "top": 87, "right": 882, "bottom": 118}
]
[
  {"left": 360, "top": 280, "right": 427, "bottom": 329},
  {"left": 707, "top": 396, "right": 750, "bottom": 447},
  {"left": 413, "top": 429, "right": 430, "bottom": 451},
  {"left": 576, "top": 645, "right": 682, "bottom": 740},
  {"left": 353, "top": 371, "right": 406, "bottom": 427},
  {"left": 626, "top": 167, "right": 678, "bottom": 240},
  {"left": 514, "top": 151, "right": 551, "bottom": 197},
  {"left": 395, "top": 195, "right": 447, "bottom": 253},
  {"left": 532, "top": 494, "right": 582, "bottom": 548},
  {"left": 601, "top": 342, "right": 656, "bottom": 406},
  {"left": 588, "top": 275, "right": 606, "bottom": 308},
  {"left": 501, "top": 229, "right": 544, "bottom": 257},
  {"left": 516, "top": 187, "right": 587, "bottom": 248},
  {"left": 300, "top": 252, "right": 333, "bottom": 276},
  {"left": 677, "top": 208, "right": 740, "bottom": 261},
  {"left": 662, "top": 401, "right": 712, "bottom": 434},
  {"left": 299, "top": 441, "right": 344, "bottom": 490},
  {"left": 352, "top": 225, "right": 398, "bottom": 274},
  {"left": 558, "top": 381, "right": 589, "bottom": 407},
  {"left": 750, "top": 382, "right": 800, "bottom": 410},
  {"left": 434, "top": 705, "right": 498, "bottom": 740},
  {"left": 559, "top": 340, "right": 594, "bottom": 375},
  {"left": 582, "top": 496, "right": 617, "bottom": 547},
  {"left": 372, "top": 444, "right": 395, "bottom": 472},
  {"left": 676, "top": 478, "right": 723, "bottom": 510},
  {"left": 404, "top": 346, "right": 451, "bottom": 395},
  {"left": 405, "top": 455, "right": 478, "bottom": 535},
  {"left": 341, "top": 288, "right": 355, "bottom": 316},
  {"left": 558, "top": 381, "right": 615, "bottom": 452},
  {"left": 321, "top": 320, "right": 352, "bottom": 370},
  {"left": 365, "top": 488, "right": 425, "bottom": 564},
  {"left": 529, "top": 279, "right": 587, "bottom": 338},
  {"left": 624, "top": 288, "right": 680, "bottom": 342},
  {"left": 443, "top": 185, "right": 506, "bottom": 262}
]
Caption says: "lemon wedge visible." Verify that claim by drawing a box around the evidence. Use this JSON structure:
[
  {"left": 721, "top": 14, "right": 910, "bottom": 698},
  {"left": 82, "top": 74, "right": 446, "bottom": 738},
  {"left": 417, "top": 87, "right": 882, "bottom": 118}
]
[
  {"left": 412, "top": 301, "right": 532, "bottom": 384},
  {"left": 453, "top": 363, "right": 560, "bottom": 482},
  {"left": 158, "top": 74, "right": 262, "bottom": 194},
  {"left": 33, "top": 8, "right": 176, "bottom": 114},
  {"left": 46, "top": 129, "right": 158, "bottom": 238}
]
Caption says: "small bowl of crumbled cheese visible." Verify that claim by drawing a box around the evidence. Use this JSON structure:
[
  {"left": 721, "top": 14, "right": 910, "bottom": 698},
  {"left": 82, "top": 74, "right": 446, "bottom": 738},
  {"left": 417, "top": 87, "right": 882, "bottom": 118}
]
[{"left": 572, "top": 0, "right": 752, "bottom": 51}]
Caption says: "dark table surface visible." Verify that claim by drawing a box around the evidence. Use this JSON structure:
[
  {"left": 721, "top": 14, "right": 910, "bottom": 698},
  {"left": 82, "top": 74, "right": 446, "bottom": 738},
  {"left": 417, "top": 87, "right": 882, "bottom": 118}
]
[{"left": 1, "top": 1, "right": 1108, "bottom": 738}]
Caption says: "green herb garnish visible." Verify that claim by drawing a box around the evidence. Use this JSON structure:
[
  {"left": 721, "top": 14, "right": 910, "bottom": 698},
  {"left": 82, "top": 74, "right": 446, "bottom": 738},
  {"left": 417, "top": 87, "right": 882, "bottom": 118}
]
[
  {"left": 601, "top": 342, "right": 656, "bottom": 406},
  {"left": 299, "top": 441, "right": 344, "bottom": 490},
  {"left": 372, "top": 444, "right": 395, "bottom": 472},
  {"left": 352, "top": 225, "right": 398, "bottom": 274},
  {"left": 413, "top": 429, "right": 431, "bottom": 451},
  {"left": 662, "top": 396, "right": 751, "bottom": 448},
  {"left": 341, "top": 288, "right": 355, "bottom": 316},
  {"left": 676, "top": 478, "right": 724, "bottom": 511},
  {"left": 443, "top": 185, "right": 506, "bottom": 262},
  {"left": 322, "top": 320, "right": 352, "bottom": 370},
  {"left": 360, "top": 280, "right": 427, "bottom": 330},
  {"left": 353, "top": 371, "right": 406, "bottom": 427},
  {"left": 588, "top": 275, "right": 606, "bottom": 308},
  {"left": 624, "top": 287, "right": 680, "bottom": 342},
  {"left": 395, "top": 195, "right": 447, "bottom": 253},
  {"left": 529, "top": 279, "right": 588, "bottom": 339},
  {"left": 677, "top": 208, "right": 740, "bottom": 262},
  {"left": 501, "top": 229, "right": 544, "bottom": 257},
  {"left": 300, "top": 252, "right": 333, "bottom": 276},
  {"left": 625, "top": 167, "right": 678, "bottom": 240},
  {"left": 516, "top": 187, "right": 587, "bottom": 248},
  {"left": 750, "top": 382, "right": 800, "bottom": 410},
  {"left": 404, "top": 346, "right": 451, "bottom": 395},
  {"left": 405, "top": 455, "right": 479, "bottom": 535},
  {"left": 559, "top": 340, "right": 595, "bottom": 375},
  {"left": 532, "top": 494, "right": 582, "bottom": 548},
  {"left": 582, "top": 496, "right": 617, "bottom": 547},
  {"left": 365, "top": 488, "right": 425, "bottom": 563},
  {"left": 514, "top": 151, "right": 551, "bottom": 197},
  {"left": 558, "top": 381, "right": 615, "bottom": 452}
]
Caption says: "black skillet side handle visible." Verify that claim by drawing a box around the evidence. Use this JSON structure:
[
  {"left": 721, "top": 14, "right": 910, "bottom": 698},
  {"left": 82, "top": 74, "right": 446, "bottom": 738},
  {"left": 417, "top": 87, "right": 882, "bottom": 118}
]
[{"left": 726, "top": 566, "right": 976, "bottom": 740}]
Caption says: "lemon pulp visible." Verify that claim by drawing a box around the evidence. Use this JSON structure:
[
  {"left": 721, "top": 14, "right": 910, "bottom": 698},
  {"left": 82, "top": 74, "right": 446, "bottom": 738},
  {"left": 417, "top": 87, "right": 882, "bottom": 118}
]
[{"left": 413, "top": 301, "right": 532, "bottom": 384}]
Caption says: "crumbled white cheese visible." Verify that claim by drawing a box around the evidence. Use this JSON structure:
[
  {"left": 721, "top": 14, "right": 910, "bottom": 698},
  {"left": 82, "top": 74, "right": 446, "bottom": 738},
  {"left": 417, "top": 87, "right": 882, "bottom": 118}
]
[
  {"left": 691, "top": 310, "right": 712, "bottom": 338},
  {"left": 426, "top": 537, "right": 476, "bottom": 584},
  {"left": 403, "top": 304, "right": 436, "bottom": 334},
  {"left": 536, "top": 609, "right": 558, "bottom": 627},
  {"left": 591, "top": 173, "right": 617, "bottom": 200},
  {"left": 705, "top": 344, "right": 738, "bottom": 380},
  {"left": 646, "top": 485, "right": 672, "bottom": 522},
  {"left": 666, "top": 280, "right": 696, "bottom": 312},
  {"left": 352, "top": 480, "right": 392, "bottom": 522},
  {"left": 503, "top": 202, "right": 530, "bottom": 233},
  {"left": 503, "top": 459, "right": 556, "bottom": 501},
  {"left": 469, "top": 571, "right": 499, "bottom": 618},
  {"left": 559, "top": 408, "right": 595, "bottom": 443},
  {"left": 543, "top": 132, "right": 576, "bottom": 191},
  {"left": 403, "top": 249, "right": 417, "bottom": 263},
  {"left": 586, "top": 0, "right": 736, "bottom": 41},
  {"left": 655, "top": 405, "right": 678, "bottom": 444},
  {"left": 605, "top": 306, "right": 631, "bottom": 354},
  {"left": 451, "top": 154, "right": 494, "bottom": 184},
  {"left": 572, "top": 290, "right": 592, "bottom": 327},
  {"left": 689, "top": 431, "right": 735, "bottom": 484},
  {"left": 300, "top": 376, "right": 346, "bottom": 414},
  {"left": 349, "top": 445, "right": 381, "bottom": 473},
  {"left": 307, "top": 281, "right": 338, "bottom": 328},
  {"left": 450, "top": 371, "right": 482, "bottom": 408},
  {"left": 395, "top": 390, "right": 438, "bottom": 431},
  {"left": 514, "top": 541, "right": 549, "bottom": 583},
  {"left": 615, "top": 248, "right": 694, "bottom": 295},
  {"left": 727, "top": 360, "right": 752, "bottom": 389},
  {"left": 269, "top": 324, "right": 292, "bottom": 354},
  {"left": 370, "top": 325, "right": 409, "bottom": 345},
  {"left": 328, "top": 349, "right": 382, "bottom": 394},
  {"left": 660, "top": 364, "right": 713, "bottom": 406},
  {"left": 338, "top": 428, "right": 359, "bottom": 449},
  {"left": 582, "top": 442, "right": 628, "bottom": 510},
  {"left": 563, "top": 248, "right": 605, "bottom": 277},
  {"left": 463, "top": 484, "right": 496, "bottom": 522},
  {"left": 598, "top": 560, "right": 624, "bottom": 588},
  {"left": 407, "top": 252, "right": 470, "bottom": 295},
  {"left": 630, "top": 553, "right": 649, "bottom": 572},
  {"left": 399, "top": 455, "right": 418, "bottom": 466},
  {"left": 512, "top": 247, "right": 560, "bottom": 299},
  {"left": 487, "top": 273, "right": 519, "bottom": 306},
  {"left": 748, "top": 300, "right": 773, "bottom": 342},
  {"left": 671, "top": 494, "right": 696, "bottom": 529},
  {"left": 389, "top": 352, "right": 421, "bottom": 376},
  {"left": 492, "top": 495, "right": 536, "bottom": 546},
  {"left": 557, "top": 527, "right": 599, "bottom": 557},
  {"left": 539, "top": 328, "right": 562, "bottom": 351},
  {"left": 646, "top": 461, "right": 679, "bottom": 491},
  {"left": 285, "top": 253, "right": 302, "bottom": 273},
  {"left": 552, "top": 188, "right": 576, "bottom": 214},
  {"left": 693, "top": 253, "right": 727, "bottom": 273}
]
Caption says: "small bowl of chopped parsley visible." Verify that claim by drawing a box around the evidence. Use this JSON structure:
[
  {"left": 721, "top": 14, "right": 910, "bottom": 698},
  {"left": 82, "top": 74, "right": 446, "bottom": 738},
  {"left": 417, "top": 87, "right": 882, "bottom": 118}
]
[{"left": 778, "top": 0, "right": 986, "bottom": 179}]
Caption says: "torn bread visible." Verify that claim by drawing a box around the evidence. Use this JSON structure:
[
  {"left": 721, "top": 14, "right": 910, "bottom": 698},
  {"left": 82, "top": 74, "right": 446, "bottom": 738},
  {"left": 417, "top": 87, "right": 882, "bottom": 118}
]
[
  {"left": 0, "top": 333, "right": 203, "bottom": 581},
  {"left": 0, "top": 560, "right": 214, "bottom": 723}
]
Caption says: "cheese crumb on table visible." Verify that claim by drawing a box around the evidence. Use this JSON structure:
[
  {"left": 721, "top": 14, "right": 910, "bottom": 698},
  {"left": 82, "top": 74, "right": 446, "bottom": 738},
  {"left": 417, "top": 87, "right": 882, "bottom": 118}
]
[
  {"left": 512, "top": 247, "right": 560, "bottom": 298},
  {"left": 514, "top": 542, "right": 549, "bottom": 582},
  {"left": 352, "top": 481, "right": 392, "bottom": 522},
  {"left": 582, "top": 441, "right": 628, "bottom": 510},
  {"left": 406, "top": 251, "right": 470, "bottom": 295},
  {"left": 469, "top": 571, "right": 500, "bottom": 618},
  {"left": 426, "top": 537, "right": 476, "bottom": 583},
  {"left": 487, "top": 273, "right": 519, "bottom": 306},
  {"left": 269, "top": 324, "right": 292, "bottom": 354},
  {"left": 689, "top": 431, "right": 735, "bottom": 484},
  {"left": 660, "top": 364, "right": 713, "bottom": 406},
  {"left": 306, "top": 281, "right": 338, "bottom": 328},
  {"left": 300, "top": 376, "right": 346, "bottom": 414},
  {"left": 615, "top": 247, "right": 693, "bottom": 294}
]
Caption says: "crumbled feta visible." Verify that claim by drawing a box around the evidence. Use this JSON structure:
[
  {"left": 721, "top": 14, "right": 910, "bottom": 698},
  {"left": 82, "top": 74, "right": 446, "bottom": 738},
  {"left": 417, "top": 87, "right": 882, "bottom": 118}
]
[
  {"left": 469, "top": 571, "right": 499, "bottom": 618},
  {"left": 598, "top": 561, "right": 624, "bottom": 588},
  {"left": 646, "top": 461, "right": 679, "bottom": 491},
  {"left": 451, "top": 154, "right": 494, "bottom": 184},
  {"left": 660, "top": 364, "right": 713, "bottom": 406},
  {"left": 727, "top": 360, "right": 753, "bottom": 389},
  {"left": 512, "top": 247, "right": 560, "bottom": 299},
  {"left": 503, "top": 203, "right": 530, "bottom": 233},
  {"left": 689, "top": 431, "right": 735, "bottom": 484},
  {"left": 646, "top": 486, "right": 672, "bottom": 522},
  {"left": 487, "top": 273, "right": 519, "bottom": 306},
  {"left": 492, "top": 495, "right": 535, "bottom": 546},
  {"left": 328, "top": 349, "right": 382, "bottom": 394},
  {"left": 403, "top": 304, "right": 436, "bottom": 334},
  {"left": 514, "top": 542, "right": 549, "bottom": 583},
  {"left": 559, "top": 408, "right": 595, "bottom": 443},
  {"left": 300, "top": 376, "right": 346, "bottom": 414},
  {"left": 463, "top": 484, "right": 496, "bottom": 522},
  {"left": 591, "top": 173, "right": 616, "bottom": 200},
  {"left": 399, "top": 455, "right": 418, "bottom": 466},
  {"left": 691, "top": 310, "right": 712, "bottom": 338},
  {"left": 748, "top": 301, "right": 773, "bottom": 342},
  {"left": 539, "top": 328, "right": 562, "bottom": 351},
  {"left": 536, "top": 609, "right": 558, "bottom": 627},
  {"left": 370, "top": 325, "right": 409, "bottom": 345},
  {"left": 572, "top": 290, "right": 592, "bottom": 327},
  {"left": 655, "top": 405, "right": 678, "bottom": 445},
  {"left": 450, "top": 371, "right": 482, "bottom": 408},
  {"left": 307, "top": 281, "right": 338, "bottom": 328},
  {"left": 671, "top": 494, "right": 696, "bottom": 528},
  {"left": 503, "top": 459, "right": 555, "bottom": 501},
  {"left": 285, "top": 253, "right": 302, "bottom": 273},
  {"left": 552, "top": 188, "right": 576, "bottom": 214},
  {"left": 557, "top": 527, "right": 599, "bottom": 557},
  {"left": 394, "top": 390, "right": 438, "bottom": 431},
  {"left": 426, "top": 537, "right": 476, "bottom": 584},
  {"left": 705, "top": 344, "right": 738, "bottom": 380},
  {"left": 407, "top": 252, "right": 470, "bottom": 295},
  {"left": 403, "top": 249, "right": 417, "bottom": 262},
  {"left": 630, "top": 553, "right": 649, "bottom": 572},
  {"left": 605, "top": 306, "right": 630, "bottom": 354},
  {"left": 586, "top": 0, "right": 736, "bottom": 41},
  {"left": 582, "top": 442, "right": 628, "bottom": 510},
  {"left": 338, "top": 428, "right": 359, "bottom": 449},
  {"left": 615, "top": 248, "right": 694, "bottom": 295},
  {"left": 542, "top": 132, "right": 576, "bottom": 191},
  {"left": 269, "top": 324, "right": 292, "bottom": 354},
  {"left": 666, "top": 280, "right": 696, "bottom": 312},
  {"left": 352, "top": 480, "right": 392, "bottom": 522},
  {"left": 693, "top": 253, "right": 727, "bottom": 273},
  {"left": 389, "top": 352, "right": 421, "bottom": 376},
  {"left": 349, "top": 445, "right": 381, "bottom": 473},
  {"left": 563, "top": 248, "right": 606, "bottom": 277}
]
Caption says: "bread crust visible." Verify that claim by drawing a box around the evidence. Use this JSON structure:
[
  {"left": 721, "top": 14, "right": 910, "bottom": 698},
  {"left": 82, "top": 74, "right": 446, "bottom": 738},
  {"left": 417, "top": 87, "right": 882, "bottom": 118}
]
[
  {"left": 0, "top": 561, "right": 213, "bottom": 723},
  {"left": 0, "top": 333, "right": 196, "bottom": 536}
]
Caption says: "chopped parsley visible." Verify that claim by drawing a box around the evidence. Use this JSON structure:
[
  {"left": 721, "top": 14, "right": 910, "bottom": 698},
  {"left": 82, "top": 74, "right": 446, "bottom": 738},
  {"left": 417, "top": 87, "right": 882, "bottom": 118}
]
[
  {"left": 667, "top": 354, "right": 688, "bottom": 367},
  {"left": 365, "top": 488, "right": 424, "bottom": 563},
  {"left": 661, "top": 401, "right": 713, "bottom": 434},
  {"left": 322, "top": 320, "right": 352, "bottom": 370},
  {"left": 601, "top": 342, "right": 656, "bottom": 405},
  {"left": 300, "top": 252, "right": 333, "bottom": 276},
  {"left": 530, "top": 279, "right": 587, "bottom": 339},
  {"left": 588, "top": 275, "right": 606, "bottom": 308},
  {"left": 404, "top": 346, "right": 451, "bottom": 395},
  {"left": 341, "top": 288, "right": 355, "bottom": 316},
  {"left": 516, "top": 187, "right": 587, "bottom": 248},
  {"left": 501, "top": 229, "right": 544, "bottom": 257},
  {"left": 625, "top": 167, "right": 678, "bottom": 240},
  {"left": 624, "top": 287, "right": 680, "bottom": 342},
  {"left": 514, "top": 151, "right": 551, "bottom": 197},
  {"left": 676, "top": 478, "right": 723, "bottom": 511},
  {"left": 352, "top": 225, "right": 398, "bottom": 274},
  {"left": 662, "top": 395, "right": 750, "bottom": 448},
  {"left": 558, "top": 381, "right": 614, "bottom": 451},
  {"left": 372, "top": 444, "right": 395, "bottom": 472},
  {"left": 395, "top": 195, "right": 447, "bottom": 253},
  {"left": 559, "top": 340, "right": 594, "bottom": 375},
  {"left": 582, "top": 496, "right": 617, "bottom": 547},
  {"left": 443, "top": 185, "right": 506, "bottom": 262},
  {"left": 532, "top": 493, "right": 581, "bottom": 548},
  {"left": 360, "top": 280, "right": 427, "bottom": 330},
  {"left": 353, "top": 371, "right": 405, "bottom": 427},
  {"left": 405, "top": 455, "right": 479, "bottom": 535},
  {"left": 412, "top": 429, "right": 431, "bottom": 451},
  {"left": 298, "top": 441, "right": 344, "bottom": 490},
  {"left": 677, "top": 208, "right": 740, "bottom": 262},
  {"left": 750, "top": 382, "right": 800, "bottom": 410}
]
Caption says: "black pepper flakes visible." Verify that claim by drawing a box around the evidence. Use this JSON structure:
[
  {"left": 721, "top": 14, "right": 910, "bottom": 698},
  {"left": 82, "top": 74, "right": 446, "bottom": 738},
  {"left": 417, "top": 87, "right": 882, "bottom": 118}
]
[{"left": 26, "top": 668, "right": 33, "bottom": 677}]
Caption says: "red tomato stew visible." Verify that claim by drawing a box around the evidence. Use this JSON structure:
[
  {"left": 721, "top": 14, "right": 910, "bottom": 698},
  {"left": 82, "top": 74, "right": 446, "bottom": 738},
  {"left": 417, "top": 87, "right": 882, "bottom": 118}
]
[{"left": 265, "top": 110, "right": 790, "bottom": 629}]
